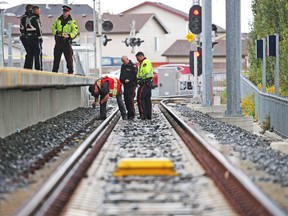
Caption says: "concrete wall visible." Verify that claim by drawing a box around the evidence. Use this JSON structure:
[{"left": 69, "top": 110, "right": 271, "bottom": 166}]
[
  {"left": 0, "top": 87, "right": 83, "bottom": 137},
  {"left": 0, "top": 68, "right": 96, "bottom": 138}
]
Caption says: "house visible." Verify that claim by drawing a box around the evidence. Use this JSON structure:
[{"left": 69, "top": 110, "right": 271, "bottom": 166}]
[
  {"left": 3, "top": 4, "right": 170, "bottom": 71},
  {"left": 162, "top": 36, "right": 248, "bottom": 72},
  {"left": 3, "top": 2, "right": 247, "bottom": 75}
]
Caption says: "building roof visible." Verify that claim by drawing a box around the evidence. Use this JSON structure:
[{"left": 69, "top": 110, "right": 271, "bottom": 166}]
[
  {"left": 121, "top": 1, "right": 189, "bottom": 21},
  {"left": 5, "top": 12, "right": 168, "bottom": 35},
  {"left": 162, "top": 40, "right": 190, "bottom": 57},
  {"left": 102, "top": 13, "right": 169, "bottom": 34},
  {"left": 162, "top": 36, "right": 247, "bottom": 57},
  {"left": 213, "top": 36, "right": 247, "bottom": 57},
  {"left": 5, "top": 4, "right": 93, "bottom": 16}
]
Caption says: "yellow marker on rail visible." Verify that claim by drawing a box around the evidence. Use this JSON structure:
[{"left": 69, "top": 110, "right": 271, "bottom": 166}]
[{"left": 113, "top": 158, "right": 177, "bottom": 176}]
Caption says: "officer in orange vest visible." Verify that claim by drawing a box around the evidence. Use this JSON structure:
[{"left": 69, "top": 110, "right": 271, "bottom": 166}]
[{"left": 89, "top": 76, "right": 127, "bottom": 120}]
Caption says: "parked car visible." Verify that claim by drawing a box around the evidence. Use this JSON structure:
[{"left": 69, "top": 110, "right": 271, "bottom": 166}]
[
  {"left": 152, "top": 71, "right": 158, "bottom": 88},
  {"left": 103, "top": 69, "right": 158, "bottom": 89},
  {"left": 101, "top": 56, "right": 122, "bottom": 67},
  {"left": 156, "top": 64, "right": 191, "bottom": 75}
]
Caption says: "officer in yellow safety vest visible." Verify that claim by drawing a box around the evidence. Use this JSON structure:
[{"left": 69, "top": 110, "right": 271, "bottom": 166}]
[
  {"left": 135, "top": 51, "right": 154, "bottom": 120},
  {"left": 51, "top": 5, "right": 78, "bottom": 74},
  {"left": 88, "top": 76, "right": 127, "bottom": 120}
]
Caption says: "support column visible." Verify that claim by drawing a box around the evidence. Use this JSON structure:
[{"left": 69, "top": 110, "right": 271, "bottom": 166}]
[
  {"left": 202, "top": 0, "right": 213, "bottom": 106},
  {"left": 225, "top": 0, "right": 242, "bottom": 116}
]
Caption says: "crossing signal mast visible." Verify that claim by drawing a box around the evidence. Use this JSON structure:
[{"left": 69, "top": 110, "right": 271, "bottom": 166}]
[
  {"left": 122, "top": 20, "right": 144, "bottom": 53},
  {"left": 85, "top": 20, "right": 113, "bottom": 46},
  {"left": 188, "top": 4, "right": 202, "bottom": 97}
]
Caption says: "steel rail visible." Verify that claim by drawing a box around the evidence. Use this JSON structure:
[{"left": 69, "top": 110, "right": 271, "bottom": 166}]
[
  {"left": 160, "top": 99, "right": 286, "bottom": 216},
  {"left": 16, "top": 109, "right": 120, "bottom": 216}
]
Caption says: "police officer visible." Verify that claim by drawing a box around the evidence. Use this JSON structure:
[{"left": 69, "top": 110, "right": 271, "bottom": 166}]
[
  {"left": 25, "top": 5, "right": 43, "bottom": 70},
  {"left": 135, "top": 51, "right": 154, "bottom": 120},
  {"left": 20, "top": 4, "right": 33, "bottom": 69},
  {"left": 88, "top": 76, "right": 127, "bottom": 120},
  {"left": 119, "top": 55, "right": 138, "bottom": 120},
  {"left": 51, "top": 5, "right": 78, "bottom": 74}
]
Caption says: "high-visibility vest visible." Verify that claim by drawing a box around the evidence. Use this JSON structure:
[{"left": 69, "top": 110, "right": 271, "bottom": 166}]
[
  {"left": 96, "top": 76, "right": 121, "bottom": 97},
  {"left": 51, "top": 15, "right": 78, "bottom": 39},
  {"left": 136, "top": 58, "right": 153, "bottom": 80}
]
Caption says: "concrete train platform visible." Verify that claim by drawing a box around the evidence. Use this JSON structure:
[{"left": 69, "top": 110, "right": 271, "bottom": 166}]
[{"left": 0, "top": 68, "right": 96, "bottom": 138}]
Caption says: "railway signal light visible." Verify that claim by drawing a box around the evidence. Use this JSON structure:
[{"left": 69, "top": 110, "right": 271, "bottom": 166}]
[
  {"left": 122, "top": 38, "right": 144, "bottom": 47},
  {"left": 85, "top": 20, "right": 94, "bottom": 32},
  {"left": 189, "top": 47, "right": 202, "bottom": 76},
  {"left": 102, "top": 34, "right": 112, "bottom": 46},
  {"left": 189, "top": 5, "right": 202, "bottom": 34},
  {"left": 84, "top": 20, "right": 114, "bottom": 32},
  {"left": 102, "top": 20, "right": 113, "bottom": 32},
  {"left": 131, "top": 38, "right": 144, "bottom": 46}
]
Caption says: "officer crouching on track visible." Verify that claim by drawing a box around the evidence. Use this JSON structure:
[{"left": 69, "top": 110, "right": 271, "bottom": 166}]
[
  {"left": 119, "top": 55, "right": 138, "bottom": 120},
  {"left": 25, "top": 5, "right": 43, "bottom": 70},
  {"left": 51, "top": 5, "right": 78, "bottom": 74},
  {"left": 88, "top": 76, "right": 127, "bottom": 120},
  {"left": 135, "top": 51, "right": 154, "bottom": 120}
]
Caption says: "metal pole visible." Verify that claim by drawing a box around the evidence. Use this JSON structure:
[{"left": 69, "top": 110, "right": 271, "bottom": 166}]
[
  {"left": 193, "top": 50, "right": 198, "bottom": 97},
  {"left": 262, "top": 38, "right": 266, "bottom": 93},
  {"left": 274, "top": 33, "right": 279, "bottom": 96},
  {"left": 202, "top": 0, "right": 212, "bottom": 106},
  {"left": 0, "top": 9, "right": 4, "bottom": 66},
  {"left": 225, "top": 0, "right": 242, "bottom": 116},
  {"left": 97, "top": 0, "right": 102, "bottom": 77},
  {"left": 20, "top": 42, "right": 24, "bottom": 67},
  {"left": 131, "top": 20, "right": 136, "bottom": 54},
  {"left": 7, "top": 23, "right": 12, "bottom": 67},
  {"left": 192, "top": 0, "right": 199, "bottom": 97},
  {"left": 93, "top": 0, "right": 97, "bottom": 71}
]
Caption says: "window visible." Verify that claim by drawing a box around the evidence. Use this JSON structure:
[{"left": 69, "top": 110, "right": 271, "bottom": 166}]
[
  {"left": 101, "top": 57, "right": 122, "bottom": 66},
  {"left": 154, "top": 37, "right": 160, "bottom": 51}
]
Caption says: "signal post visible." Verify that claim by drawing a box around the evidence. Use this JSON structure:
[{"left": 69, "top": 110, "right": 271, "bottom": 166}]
[{"left": 188, "top": 3, "right": 202, "bottom": 97}]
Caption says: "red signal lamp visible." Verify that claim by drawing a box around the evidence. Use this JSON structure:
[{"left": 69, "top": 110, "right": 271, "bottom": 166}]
[{"left": 192, "top": 9, "right": 200, "bottom": 16}]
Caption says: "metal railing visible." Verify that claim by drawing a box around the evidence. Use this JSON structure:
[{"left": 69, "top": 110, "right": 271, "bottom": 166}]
[{"left": 241, "top": 75, "right": 288, "bottom": 137}]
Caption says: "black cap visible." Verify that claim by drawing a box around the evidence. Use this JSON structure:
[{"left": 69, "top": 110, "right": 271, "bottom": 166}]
[
  {"left": 135, "top": 51, "right": 144, "bottom": 57},
  {"left": 62, "top": 5, "right": 72, "bottom": 11},
  {"left": 25, "top": 4, "right": 33, "bottom": 12}
]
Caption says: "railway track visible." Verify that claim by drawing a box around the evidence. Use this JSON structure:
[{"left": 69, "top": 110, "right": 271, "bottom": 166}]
[{"left": 9, "top": 100, "right": 287, "bottom": 215}]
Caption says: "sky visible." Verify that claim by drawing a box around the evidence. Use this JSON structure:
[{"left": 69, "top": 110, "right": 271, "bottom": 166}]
[{"left": 1, "top": 0, "right": 253, "bottom": 33}]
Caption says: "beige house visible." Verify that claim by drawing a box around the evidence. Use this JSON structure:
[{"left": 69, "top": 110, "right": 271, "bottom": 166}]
[{"left": 4, "top": 2, "right": 247, "bottom": 74}]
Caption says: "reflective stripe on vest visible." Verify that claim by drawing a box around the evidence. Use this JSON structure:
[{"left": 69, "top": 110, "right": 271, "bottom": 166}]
[{"left": 99, "top": 76, "right": 121, "bottom": 97}]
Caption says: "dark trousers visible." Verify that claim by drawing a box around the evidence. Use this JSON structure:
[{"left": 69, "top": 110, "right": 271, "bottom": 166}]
[
  {"left": 25, "top": 35, "right": 43, "bottom": 70},
  {"left": 20, "top": 35, "right": 29, "bottom": 69},
  {"left": 52, "top": 41, "right": 74, "bottom": 74},
  {"left": 137, "top": 83, "right": 152, "bottom": 119},
  {"left": 123, "top": 85, "right": 136, "bottom": 118},
  {"left": 100, "top": 89, "right": 127, "bottom": 119}
]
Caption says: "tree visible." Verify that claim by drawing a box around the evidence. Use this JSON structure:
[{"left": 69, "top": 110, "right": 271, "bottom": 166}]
[{"left": 247, "top": 0, "right": 288, "bottom": 96}]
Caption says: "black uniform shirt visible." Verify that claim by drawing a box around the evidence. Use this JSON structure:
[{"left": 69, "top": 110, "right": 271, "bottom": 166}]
[
  {"left": 27, "top": 13, "right": 42, "bottom": 38},
  {"left": 94, "top": 81, "right": 109, "bottom": 99},
  {"left": 120, "top": 60, "right": 138, "bottom": 87},
  {"left": 20, "top": 12, "right": 30, "bottom": 35}
]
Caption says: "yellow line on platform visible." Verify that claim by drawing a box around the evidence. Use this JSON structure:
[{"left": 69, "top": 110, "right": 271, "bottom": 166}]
[{"left": 0, "top": 67, "right": 95, "bottom": 80}]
